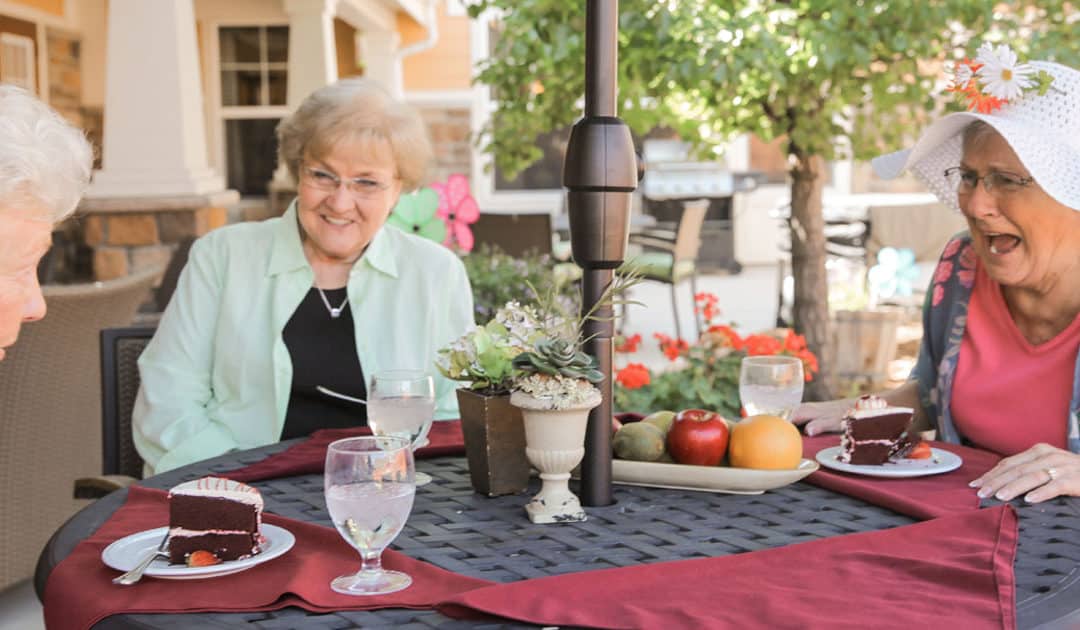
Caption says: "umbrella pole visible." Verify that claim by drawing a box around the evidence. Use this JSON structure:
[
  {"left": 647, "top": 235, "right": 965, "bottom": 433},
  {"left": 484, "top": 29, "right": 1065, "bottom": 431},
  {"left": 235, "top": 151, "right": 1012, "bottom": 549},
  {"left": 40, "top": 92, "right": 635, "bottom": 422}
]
[{"left": 562, "top": 0, "right": 639, "bottom": 506}]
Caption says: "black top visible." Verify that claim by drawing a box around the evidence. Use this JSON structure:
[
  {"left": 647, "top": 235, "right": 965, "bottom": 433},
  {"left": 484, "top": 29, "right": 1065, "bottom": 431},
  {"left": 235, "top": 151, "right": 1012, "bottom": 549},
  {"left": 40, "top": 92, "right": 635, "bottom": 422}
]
[{"left": 280, "top": 287, "right": 367, "bottom": 440}]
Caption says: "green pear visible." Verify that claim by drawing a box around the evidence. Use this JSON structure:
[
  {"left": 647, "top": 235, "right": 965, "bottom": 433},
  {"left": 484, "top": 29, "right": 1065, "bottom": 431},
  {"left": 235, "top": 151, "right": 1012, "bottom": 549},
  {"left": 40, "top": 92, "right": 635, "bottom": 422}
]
[
  {"left": 641, "top": 410, "right": 677, "bottom": 436},
  {"left": 613, "top": 422, "right": 666, "bottom": 462}
]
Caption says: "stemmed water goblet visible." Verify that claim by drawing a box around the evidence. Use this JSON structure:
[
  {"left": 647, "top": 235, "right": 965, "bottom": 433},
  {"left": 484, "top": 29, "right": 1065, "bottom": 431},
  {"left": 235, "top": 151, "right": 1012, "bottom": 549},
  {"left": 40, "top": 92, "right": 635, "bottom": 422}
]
[
  {"left": 738, "top": 356, "right": 805, "bottom": 420},
  {"left": 367, "top": 370, "right": 436, "bottom": 486},
  {"left": 324, "top": 436, "right": 415, "bottom": 595}
]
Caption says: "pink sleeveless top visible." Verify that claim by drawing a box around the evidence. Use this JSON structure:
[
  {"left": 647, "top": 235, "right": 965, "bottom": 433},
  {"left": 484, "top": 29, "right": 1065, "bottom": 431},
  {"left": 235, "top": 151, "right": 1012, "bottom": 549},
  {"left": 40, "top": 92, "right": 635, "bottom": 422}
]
[{"left": 950, "top": 264, "right": 1079, "bottom": 456}]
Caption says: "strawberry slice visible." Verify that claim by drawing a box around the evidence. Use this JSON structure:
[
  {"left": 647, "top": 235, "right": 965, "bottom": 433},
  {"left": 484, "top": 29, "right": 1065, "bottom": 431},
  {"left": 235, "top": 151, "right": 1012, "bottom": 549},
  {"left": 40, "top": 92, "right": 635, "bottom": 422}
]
[
  {"left": 186, "top": 550, "right": 222, "bottom": 567},
  {"left": 907, "top": 441, "right": 932, "bottom": 459}
]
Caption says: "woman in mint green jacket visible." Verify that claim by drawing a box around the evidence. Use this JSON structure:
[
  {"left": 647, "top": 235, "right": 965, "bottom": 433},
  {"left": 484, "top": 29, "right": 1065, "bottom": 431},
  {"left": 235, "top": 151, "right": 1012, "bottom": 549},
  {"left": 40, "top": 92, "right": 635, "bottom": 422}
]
[{"left": 133, "top": 79, "right": 474, "bottom": 474}]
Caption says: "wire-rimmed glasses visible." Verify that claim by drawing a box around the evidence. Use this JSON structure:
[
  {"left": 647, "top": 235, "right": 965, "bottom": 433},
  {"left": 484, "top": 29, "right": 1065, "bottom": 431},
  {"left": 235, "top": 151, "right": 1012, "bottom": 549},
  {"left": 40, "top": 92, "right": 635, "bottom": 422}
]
[
  {"left": 300, "top": 165, "right": 393, "bottom": 199},
  {"left": 943, "top": 167, "right": 1035, "bottom": 197}
]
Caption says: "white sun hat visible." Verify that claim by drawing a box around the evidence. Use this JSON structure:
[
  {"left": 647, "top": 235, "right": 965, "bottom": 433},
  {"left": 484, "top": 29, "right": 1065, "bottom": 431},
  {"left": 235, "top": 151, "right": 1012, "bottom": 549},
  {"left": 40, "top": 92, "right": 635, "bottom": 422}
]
[{"left": 872, "top": 58, "right": 1080, "bottom": 213}]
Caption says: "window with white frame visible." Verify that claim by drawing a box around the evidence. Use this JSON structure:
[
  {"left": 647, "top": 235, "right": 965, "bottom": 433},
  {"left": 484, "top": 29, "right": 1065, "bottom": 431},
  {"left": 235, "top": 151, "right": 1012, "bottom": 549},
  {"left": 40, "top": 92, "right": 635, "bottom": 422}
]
[
  {"left": 469, "top": 17, "right": 564, "bottom": 212},
  {"left": 217, "top": 25, "right": 288, "bottom": 197},
  {"left": 0, "top": 32, "right": 36, "bottom": 92}
]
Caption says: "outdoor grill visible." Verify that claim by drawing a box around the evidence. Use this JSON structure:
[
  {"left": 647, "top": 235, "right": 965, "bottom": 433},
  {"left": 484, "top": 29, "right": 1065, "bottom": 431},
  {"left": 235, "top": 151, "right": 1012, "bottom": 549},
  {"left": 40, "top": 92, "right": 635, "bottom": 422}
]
[{"left": 640, "top": 139, "right": 762, "bottom": 273}]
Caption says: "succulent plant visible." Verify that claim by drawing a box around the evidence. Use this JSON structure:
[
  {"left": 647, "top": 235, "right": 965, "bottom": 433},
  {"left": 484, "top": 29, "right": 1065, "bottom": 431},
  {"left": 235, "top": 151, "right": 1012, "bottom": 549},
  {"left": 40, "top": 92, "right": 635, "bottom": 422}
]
[{"left": 512, "top": 338, "right": 603, "bottom": 384}]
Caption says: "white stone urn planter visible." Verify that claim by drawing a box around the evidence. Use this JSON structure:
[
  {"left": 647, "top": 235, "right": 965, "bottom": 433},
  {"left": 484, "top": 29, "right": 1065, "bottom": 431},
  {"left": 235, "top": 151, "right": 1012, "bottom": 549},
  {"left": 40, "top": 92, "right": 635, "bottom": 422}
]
[{"left": 510, "top": 389, "right": 601, "bottom": 524}]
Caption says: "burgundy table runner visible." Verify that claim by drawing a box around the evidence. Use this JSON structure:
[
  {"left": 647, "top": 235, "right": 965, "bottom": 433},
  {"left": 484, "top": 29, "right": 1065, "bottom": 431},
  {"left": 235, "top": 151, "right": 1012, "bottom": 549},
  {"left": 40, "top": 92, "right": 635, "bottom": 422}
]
[
  {"left": 801, "top": 434, "right": 1002, "bottom": 520},
  {"left": 43, "top": 485, "right": 492, "bottom": 630},
  {"left": 617, "top": 414, "right": 1002, "bottom": 521},
  {"left": 225, "top": 419, "right": 465, "bottom": 483},
  {"left": 438, "top": 504, "right": 1019, "bottom": 630}
]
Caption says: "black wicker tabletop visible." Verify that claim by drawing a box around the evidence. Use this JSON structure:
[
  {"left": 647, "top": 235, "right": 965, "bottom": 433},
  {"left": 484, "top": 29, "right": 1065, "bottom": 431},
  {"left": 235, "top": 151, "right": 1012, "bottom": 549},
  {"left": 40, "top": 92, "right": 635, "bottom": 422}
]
[{"left": 37, "top": 444, "right": 1080, "bottom": 629}]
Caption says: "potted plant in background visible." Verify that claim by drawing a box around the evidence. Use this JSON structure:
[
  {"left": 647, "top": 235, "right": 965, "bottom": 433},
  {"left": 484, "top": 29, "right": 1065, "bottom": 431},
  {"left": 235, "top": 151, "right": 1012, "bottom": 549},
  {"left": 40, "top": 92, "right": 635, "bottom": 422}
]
[
  {"left": 437, "top": 301, "right": 549, "bottom": 496},
  {"left": 461, "top": 243, "right": 580, "bottom": 324}
]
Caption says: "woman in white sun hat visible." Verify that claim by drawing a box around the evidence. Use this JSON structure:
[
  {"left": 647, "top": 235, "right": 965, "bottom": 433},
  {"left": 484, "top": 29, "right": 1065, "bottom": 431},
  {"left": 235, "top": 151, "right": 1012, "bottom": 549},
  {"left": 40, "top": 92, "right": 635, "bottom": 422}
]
[{"left": 793, "top": 44, "right": 1080, "bottom": 503}]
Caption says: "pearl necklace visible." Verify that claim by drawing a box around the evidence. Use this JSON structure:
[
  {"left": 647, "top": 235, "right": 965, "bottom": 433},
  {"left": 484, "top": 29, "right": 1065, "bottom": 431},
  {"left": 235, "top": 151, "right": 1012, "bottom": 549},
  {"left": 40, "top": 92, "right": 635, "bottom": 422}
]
[{"left": 316, "top": 287, "right": 349, "bottom": 319}]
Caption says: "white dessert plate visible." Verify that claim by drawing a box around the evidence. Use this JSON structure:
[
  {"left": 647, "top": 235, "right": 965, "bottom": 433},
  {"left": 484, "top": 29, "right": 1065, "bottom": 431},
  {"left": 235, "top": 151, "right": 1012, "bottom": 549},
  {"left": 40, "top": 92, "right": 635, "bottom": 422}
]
[
  {"left": 815, "top": 446, "right": 963, "bottom": 478},
  {"left": 101, "top": 524, "right": 295, "bottom": 580},
  {"left": 611, "top": 458, "right": 819, "bottom": 494}
]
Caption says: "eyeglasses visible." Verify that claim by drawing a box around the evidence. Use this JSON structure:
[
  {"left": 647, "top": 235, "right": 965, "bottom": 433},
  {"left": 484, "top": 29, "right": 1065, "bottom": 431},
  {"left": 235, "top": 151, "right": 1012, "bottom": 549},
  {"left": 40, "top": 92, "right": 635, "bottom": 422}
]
[
  {"left": 300, "top": 165, "right": 393, "bottom": 199},
  {"left": 943, "top": 167, "right": 1035, "bottom": 197}
]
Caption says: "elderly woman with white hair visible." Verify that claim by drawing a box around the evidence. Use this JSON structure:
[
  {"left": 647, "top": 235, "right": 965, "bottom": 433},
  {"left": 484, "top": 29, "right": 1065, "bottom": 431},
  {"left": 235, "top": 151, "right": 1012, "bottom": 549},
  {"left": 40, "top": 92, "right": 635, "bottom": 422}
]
[
  {"left": 133, "top": 78, "right": 474, "bottom": 474},
  {"left": 0, "top": 86, "right": 93, "bottom": 362},
  {"left": 794, "top": 47, "right": 1080, "bottom": 503}
]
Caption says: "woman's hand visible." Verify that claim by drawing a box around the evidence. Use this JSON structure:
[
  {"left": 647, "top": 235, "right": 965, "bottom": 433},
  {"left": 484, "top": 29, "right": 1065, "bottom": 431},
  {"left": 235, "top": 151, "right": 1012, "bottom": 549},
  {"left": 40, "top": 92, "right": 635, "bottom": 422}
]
[
  {"left": 970, "top": 443, "right": 1080, "bottom": 503},
  {"left": 790, "top": 399, "right": 852, "bottom": 436}
]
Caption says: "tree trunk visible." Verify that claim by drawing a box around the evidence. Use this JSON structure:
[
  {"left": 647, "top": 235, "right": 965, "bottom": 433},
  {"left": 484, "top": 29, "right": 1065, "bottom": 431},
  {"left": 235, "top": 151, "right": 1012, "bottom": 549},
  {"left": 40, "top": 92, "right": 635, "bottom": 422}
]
[{"left": 789, "top": 155, "right": 833, "bottom": 401}]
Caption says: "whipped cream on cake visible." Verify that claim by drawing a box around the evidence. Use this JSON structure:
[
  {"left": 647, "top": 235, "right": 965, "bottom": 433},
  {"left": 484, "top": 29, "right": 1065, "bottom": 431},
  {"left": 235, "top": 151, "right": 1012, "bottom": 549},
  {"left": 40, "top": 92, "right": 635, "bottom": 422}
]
[
  {"left": 167, "top": 477, "right": 264, "bottom": 565},
  {"left": 839, "top": 395, "right": 916, "bottom": 465}
]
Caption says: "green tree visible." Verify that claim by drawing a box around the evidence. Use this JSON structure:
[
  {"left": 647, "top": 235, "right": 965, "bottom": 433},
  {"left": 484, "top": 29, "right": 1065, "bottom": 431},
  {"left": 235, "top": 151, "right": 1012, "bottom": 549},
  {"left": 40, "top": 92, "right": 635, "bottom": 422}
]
[{"left": 467, "top": 0, "right": 1079, "bottom": 399}]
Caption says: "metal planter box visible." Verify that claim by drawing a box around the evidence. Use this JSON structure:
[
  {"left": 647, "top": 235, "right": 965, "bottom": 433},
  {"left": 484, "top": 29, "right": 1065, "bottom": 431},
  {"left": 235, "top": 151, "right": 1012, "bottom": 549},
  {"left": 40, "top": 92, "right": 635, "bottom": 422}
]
[{"left": 457, "top": 388, "right": 530, "bottom": 496}]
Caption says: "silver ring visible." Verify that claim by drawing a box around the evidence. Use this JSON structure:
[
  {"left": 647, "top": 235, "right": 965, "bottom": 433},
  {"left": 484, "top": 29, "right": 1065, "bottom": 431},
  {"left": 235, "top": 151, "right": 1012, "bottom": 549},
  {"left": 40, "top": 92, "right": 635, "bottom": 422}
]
[{"left": 1045, "top": 467, "right": 1059, "bottom": 482}]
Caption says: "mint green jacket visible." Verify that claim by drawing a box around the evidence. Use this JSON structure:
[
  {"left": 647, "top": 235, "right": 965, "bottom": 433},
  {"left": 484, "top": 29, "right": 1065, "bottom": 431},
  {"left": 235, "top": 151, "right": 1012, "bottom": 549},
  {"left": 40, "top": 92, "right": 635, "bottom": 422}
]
[{"left": 133, "top": 203, "right": 474, "bottom": 474}]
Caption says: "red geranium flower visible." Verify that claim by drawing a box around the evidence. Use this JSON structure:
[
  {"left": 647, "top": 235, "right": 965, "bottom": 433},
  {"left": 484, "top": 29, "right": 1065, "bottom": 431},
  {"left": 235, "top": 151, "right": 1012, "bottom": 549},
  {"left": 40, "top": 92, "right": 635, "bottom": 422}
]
[
  {"left": 743, "top": 334, "right": 782, "bottom": 356},
  {"left": 783, "top": 329, "right": 807, "bottom": 352},
  {"left": 707, "top": 324, "right": 744, "bottom": 350},
  {"left": 615, "top": 333, "right": 642, "bottom": 353},
  {"left": 615, "top": 363, "right": 651, "bottom": 389}
]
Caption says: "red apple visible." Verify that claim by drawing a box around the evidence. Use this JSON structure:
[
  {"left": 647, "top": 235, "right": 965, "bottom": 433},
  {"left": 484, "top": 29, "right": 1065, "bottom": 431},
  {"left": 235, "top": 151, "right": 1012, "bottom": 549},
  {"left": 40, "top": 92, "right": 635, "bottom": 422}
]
[{"left": 666, "top": 409, "right": 729, "bottom": 466}]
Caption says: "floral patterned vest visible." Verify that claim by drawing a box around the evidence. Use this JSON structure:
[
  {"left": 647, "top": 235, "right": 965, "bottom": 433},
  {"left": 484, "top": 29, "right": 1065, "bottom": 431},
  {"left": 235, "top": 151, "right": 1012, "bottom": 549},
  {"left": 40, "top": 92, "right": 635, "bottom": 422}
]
[{"left": 911, "top": 233, "right": 1080, "bottom": 454}]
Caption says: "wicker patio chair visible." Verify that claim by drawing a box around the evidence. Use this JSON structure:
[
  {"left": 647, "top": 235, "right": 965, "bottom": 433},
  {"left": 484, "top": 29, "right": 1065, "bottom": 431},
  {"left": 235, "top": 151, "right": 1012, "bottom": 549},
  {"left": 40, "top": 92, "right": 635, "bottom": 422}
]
[
  {"left": 0, "top": 266, "right": 161, "bottom": 590},
  {"left": 622, "top": 198, "right": 708, "bottom": 339}
]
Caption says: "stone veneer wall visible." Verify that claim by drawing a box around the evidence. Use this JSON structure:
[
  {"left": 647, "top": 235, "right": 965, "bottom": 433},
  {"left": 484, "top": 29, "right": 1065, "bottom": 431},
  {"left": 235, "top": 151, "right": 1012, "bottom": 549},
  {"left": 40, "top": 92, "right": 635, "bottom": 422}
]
[
  {"left": 78, "top": 192, "right": 239, "bottom": 282},
  {"left": 45, "top": 28, "right": 82, "bottom": 127},
  {"left": 417, "top": 105, "right": 472, "bottom": 184}
]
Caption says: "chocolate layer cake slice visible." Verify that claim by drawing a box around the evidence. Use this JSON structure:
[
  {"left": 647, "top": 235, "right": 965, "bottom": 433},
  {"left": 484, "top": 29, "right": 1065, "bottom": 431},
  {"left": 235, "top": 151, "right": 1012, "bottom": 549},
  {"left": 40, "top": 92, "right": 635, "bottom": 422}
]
[
  {"left": 167, "top": 476, "right": 263, "bottom": 565},
  {"left": 839, "top": 396, "right": 916, "bottom": 465}
]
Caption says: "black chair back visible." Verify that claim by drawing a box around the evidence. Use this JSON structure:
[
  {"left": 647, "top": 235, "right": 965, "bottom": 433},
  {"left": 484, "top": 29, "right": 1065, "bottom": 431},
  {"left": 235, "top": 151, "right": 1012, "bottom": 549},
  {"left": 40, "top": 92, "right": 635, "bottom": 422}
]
[
  {"left": 100, "top": 327, "right": 155, "bottom": 478},
  {"left": 470, "top": 212, "right": 553, "bottom": 258}
]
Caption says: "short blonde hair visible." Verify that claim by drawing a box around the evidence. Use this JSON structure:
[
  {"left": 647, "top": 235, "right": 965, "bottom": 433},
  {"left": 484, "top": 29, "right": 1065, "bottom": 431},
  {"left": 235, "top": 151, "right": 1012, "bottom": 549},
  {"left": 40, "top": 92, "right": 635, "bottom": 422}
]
[
  {"left": 0, "top": 85, "right": 93, "bottom": 221},
  {"left": 277, "top": 78, "right": 433, "bottom": 192}
]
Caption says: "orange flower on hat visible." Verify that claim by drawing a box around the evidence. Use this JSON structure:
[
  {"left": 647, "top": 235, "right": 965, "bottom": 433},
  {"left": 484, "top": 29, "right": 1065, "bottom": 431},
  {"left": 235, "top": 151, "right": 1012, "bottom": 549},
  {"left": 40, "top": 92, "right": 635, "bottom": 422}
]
[{"left": 948, "top": 45, "right": 1055, "bottom": 114}]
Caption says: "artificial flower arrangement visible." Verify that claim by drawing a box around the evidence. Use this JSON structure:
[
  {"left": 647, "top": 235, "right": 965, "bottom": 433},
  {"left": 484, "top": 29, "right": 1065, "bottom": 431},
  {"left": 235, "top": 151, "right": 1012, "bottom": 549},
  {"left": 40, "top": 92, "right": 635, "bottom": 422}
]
[
  {"left": 435, "top": 299, "right": 558, "bottom": 395},
  {"left": 613, "top": 292, "right": 819, "bottom": 419},
  {"left": 948, "top": 43, "right": 1056, "bottom": 113},
  {"left": 438, "top": 274, "right": 639, "bottom": 408}
]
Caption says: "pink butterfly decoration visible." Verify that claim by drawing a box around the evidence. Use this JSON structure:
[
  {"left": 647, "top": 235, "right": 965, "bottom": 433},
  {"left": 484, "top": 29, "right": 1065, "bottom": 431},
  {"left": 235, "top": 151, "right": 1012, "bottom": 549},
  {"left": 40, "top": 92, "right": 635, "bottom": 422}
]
[{"left": 431, "top": 174, "right": 480, "bottom": 252}]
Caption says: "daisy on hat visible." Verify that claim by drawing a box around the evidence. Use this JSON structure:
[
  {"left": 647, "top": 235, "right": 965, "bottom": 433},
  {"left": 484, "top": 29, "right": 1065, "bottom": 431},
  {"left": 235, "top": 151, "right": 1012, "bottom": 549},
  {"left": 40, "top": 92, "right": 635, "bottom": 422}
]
[{"left": 872, "top": 44, "right": 1080, "bottom": 213}]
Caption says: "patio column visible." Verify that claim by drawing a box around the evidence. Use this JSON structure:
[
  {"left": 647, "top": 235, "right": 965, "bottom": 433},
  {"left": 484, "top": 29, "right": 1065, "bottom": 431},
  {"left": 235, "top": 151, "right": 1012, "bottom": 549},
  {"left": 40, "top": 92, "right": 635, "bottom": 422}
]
[
  {"left": 270, "top": 0, "right": 338, "bottom": 190},
  {"left": 359, "top": 30, "right": 403, "bottom": 97},
  {"left": 283, "top": 0, "right": 338, "bottom": 108},
  {"left": 87, "top": 0, "right": 222, "bottom": 197}
]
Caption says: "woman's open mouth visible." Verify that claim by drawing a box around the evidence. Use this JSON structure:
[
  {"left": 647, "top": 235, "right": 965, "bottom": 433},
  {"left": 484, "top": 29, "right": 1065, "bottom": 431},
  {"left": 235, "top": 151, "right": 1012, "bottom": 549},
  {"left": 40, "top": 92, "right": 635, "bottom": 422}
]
[
  {"left": 987, "top": 232, "right": 1022, "bottom": 255},
  {"left": 322, "top": 215, "right": 353, "bottom": 227}
]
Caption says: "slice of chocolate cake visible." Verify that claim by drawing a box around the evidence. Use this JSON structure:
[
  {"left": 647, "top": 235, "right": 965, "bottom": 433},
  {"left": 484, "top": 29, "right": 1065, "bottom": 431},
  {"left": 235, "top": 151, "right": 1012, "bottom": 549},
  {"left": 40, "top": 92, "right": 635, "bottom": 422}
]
[
  {"left": 839, "top": 396, "right": 916, "bottom": 465},
  {"left": 167, "top": 477, "right": 263, "bottom": 565}
]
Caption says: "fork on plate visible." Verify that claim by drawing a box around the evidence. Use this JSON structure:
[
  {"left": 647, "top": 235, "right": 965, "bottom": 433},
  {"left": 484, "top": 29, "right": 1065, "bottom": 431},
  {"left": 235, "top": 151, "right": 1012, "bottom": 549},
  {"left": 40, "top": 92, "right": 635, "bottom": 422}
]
[{"left": 112, "top": 531, "right": 170, "bottom": 585}]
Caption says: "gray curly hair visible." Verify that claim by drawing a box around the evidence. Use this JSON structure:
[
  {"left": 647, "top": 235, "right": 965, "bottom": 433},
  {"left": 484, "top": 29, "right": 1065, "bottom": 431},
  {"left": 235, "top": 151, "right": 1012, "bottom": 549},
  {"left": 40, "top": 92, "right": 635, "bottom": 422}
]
[
  {"left": 276, "top": 78, "right": 433, "bottom": 192},
  {"left": 0, "top": 85, "right": 93, "bottom": 221}
]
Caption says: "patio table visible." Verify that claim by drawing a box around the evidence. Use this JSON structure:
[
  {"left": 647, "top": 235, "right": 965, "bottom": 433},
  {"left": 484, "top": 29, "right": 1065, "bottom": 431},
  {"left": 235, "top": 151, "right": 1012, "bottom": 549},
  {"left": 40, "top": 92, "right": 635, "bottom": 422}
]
[{"left": 37, "top": 440, "right": 1080, "bottom": 629}]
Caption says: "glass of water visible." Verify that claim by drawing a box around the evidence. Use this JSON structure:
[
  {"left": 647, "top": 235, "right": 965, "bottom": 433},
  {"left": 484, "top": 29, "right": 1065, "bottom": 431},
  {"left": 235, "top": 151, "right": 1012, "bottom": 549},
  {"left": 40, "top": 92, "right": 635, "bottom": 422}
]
[
  {"left": 739, "top": 356, "right": 804, "bottom": 420},
  {"left": 324, "top": 436, "right": 415, "bottom": 595},
  {"left": 367, "top": 370, "right": 436, "bottom": 486}
]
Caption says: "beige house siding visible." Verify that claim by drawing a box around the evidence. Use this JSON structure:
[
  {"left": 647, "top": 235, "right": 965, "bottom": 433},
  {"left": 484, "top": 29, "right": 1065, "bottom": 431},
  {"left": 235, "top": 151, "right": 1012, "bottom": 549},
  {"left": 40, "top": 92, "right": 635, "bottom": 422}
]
[
  {"left": 8, "top": 0, "right": 61, "bottom": 16},
  {"left": 402, "top": 0, "right": 471, "bottom": 91}
]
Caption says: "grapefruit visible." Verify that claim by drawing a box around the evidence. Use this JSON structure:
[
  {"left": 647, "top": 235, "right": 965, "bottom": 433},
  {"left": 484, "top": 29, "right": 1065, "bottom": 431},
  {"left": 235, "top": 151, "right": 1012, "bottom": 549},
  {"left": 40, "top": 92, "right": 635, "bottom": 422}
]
[{"left": 728, "top": 414, "right": 803, "bottom": 470}]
